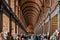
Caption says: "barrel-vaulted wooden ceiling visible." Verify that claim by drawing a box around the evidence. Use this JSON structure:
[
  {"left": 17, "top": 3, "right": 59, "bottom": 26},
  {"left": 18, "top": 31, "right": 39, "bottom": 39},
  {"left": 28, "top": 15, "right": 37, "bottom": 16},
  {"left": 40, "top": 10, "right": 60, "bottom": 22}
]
[{"left": 19, "top": 0, "right": 55, "bottom": 32}]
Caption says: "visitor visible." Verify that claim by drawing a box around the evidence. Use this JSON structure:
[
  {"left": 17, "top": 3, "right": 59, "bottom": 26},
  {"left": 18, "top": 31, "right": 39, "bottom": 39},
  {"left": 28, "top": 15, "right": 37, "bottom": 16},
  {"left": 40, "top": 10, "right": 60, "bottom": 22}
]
[
  {"left": 0, "top": 33, "right": 3, "bottom": 40},
  {"left": 6, "top": 32, "right": 14, "bottom": 40},
  {"left": 58, "top": 32, "right": 60, "bottom": 40},
  {"left": 50, "top": 33, "right": 58, "bottom": 40}
]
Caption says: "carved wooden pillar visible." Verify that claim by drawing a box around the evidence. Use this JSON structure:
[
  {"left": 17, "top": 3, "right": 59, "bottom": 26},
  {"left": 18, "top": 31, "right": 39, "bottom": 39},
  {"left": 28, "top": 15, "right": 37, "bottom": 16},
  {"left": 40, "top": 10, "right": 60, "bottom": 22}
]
[
  {"left": 58, "top": 0, "right": 60, "bottom": 32},
  {"left": 0, "top": 0, "right": 3, "bottom": 33}
]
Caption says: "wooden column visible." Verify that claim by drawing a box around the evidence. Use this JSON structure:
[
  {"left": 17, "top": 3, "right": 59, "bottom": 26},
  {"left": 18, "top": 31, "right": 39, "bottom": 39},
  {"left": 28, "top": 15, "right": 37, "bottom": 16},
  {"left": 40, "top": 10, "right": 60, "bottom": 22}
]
[
  {"left": 15, "top": 22, "right": 17, "bottom": 34},
  {"left": 9, "top": 14, "right": 12, "bottom": 35},
  {"left": 58, "top": 0, "right": 60, "bottom": 32},
  {"left": 48, "top": 8, "right": 52, "bottom": 35},
  {"left": 0, "top": 0, "right": 3, "bottom": 33},
  {"left": 43, "top": 20, "right": 45, "bottom": 34}
]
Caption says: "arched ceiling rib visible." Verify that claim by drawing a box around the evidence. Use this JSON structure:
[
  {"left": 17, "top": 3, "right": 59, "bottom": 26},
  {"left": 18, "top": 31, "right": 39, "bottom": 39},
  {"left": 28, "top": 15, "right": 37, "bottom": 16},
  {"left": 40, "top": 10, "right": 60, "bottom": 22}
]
[
  {"left": 20, "top": 1, "right": 41, "bottom": 9},
  {"left": 20, "top": 0, "right": 41, "bottom": 27},
  {"left": 18, "top": 0, "right": 52, "bottom": 32},
  {"left": 23, "top": 9, "right": 39, "bottom": 16},
  {"left": 22, "top": 6, "right": 40, "bottom": 14}
]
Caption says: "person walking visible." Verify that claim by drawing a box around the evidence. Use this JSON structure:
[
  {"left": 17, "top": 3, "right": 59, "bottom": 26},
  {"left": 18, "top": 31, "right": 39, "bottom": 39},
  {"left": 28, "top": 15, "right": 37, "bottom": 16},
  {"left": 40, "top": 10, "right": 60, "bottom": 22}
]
[
  {"left": 0, "top": 33, "right": 3, "bottom": 40},
  {"left": 6, "top": 32, "right": 14, "bottom": 40},
  {"left": 50, "top": 33, "right": 58, "bottom": 40},
  {"left": 58, "top": 32, "right": 60, "bottom": 40}
]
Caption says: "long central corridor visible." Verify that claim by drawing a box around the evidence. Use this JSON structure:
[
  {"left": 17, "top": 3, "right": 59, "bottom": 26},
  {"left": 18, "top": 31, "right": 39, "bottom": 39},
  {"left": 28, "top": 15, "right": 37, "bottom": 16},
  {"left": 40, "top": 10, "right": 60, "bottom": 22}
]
[{"left": 0, "top": 0, "right": 60, "bottom": 40}]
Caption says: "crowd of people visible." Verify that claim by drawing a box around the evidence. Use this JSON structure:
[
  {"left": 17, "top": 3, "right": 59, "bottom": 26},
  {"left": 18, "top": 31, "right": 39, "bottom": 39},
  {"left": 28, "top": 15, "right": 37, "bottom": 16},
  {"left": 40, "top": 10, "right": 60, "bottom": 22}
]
[
  {"left": 0, "top": 32, "right": 60, "bottom": 40},
  {"left": 17, "top": 32, "right": 60, "bottom": 40},
  {"left": 0, "top": 32, "right": 14, "bottom": 40}
]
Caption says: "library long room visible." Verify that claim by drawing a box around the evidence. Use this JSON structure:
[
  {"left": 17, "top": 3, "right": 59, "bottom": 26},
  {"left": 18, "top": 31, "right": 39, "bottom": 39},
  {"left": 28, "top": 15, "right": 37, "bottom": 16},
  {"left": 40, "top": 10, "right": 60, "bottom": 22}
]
[{"left": 0, "top": 0, "right": 60, "bottom": 40}]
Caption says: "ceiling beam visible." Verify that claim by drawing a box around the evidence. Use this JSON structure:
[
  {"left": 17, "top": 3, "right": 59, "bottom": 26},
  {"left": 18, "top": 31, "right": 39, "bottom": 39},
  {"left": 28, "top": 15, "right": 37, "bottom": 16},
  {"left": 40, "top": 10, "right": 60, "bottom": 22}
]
[{"left": 39, "top": 0, "right": 43, "bottom": 5}]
